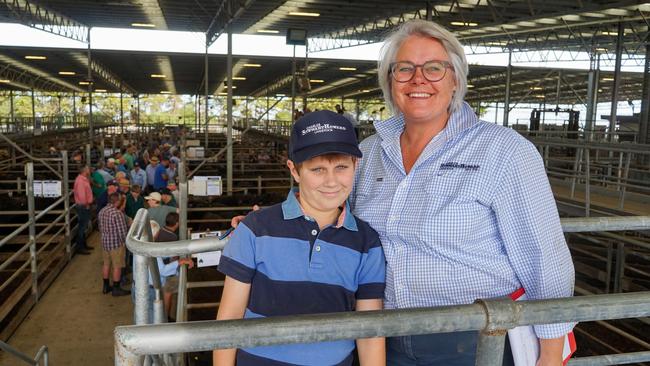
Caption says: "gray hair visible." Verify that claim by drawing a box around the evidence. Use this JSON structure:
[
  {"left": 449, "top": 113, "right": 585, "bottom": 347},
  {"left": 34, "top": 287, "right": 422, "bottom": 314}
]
[{"left": 378, "top": 19, "right": 468, "bottom": 115}]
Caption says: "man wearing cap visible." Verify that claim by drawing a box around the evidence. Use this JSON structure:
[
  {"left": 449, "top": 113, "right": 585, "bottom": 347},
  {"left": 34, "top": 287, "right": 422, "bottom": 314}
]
[
  {"left": 214, "top": 110, "right": 386, "bottom": 366},
  {"left": 160, "top": 188, "right": 177, "bottom": 208},
  {"left": 130, "top": 161, "right": 147, "bottom": 189},
  {"left": 98, "top": 193, "right": 131, "bottom": 296},
  {"left": 145, "top": 156, "right": 159, "bottom": 193},
  {"left": 145, "top": 191, "right": 178, "bottom": 230}
]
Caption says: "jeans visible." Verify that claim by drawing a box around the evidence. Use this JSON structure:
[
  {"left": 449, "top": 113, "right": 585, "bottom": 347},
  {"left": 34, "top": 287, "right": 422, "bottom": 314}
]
[
  {"left": 76, "top": 206, "right": 90, "bottom": 249},
  {"left": 387, "top": 332, "right": 515, "bottom": 366}
]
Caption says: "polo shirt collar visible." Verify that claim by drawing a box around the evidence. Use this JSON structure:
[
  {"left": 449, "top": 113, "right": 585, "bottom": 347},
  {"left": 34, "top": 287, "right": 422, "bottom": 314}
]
[{"left": 281, "top": 188, "right": 358, "bottom": 231}]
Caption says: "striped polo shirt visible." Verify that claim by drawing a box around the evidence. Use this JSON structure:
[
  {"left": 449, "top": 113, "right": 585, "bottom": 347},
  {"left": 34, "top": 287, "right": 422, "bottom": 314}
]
[{"left": 218, "top": 189, "right": 386, "bottom": 366}]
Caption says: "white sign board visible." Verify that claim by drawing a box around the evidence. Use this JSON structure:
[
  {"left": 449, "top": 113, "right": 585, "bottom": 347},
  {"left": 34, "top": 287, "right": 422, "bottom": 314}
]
[
  {"left": 185, "top": 139, "right": 201, "bottom": 147},
  {"left": 190, "top": 230, "right": 222, "bottom": 267},
  {"left": 32, "top": 180, "right": 62, "bottom": 197},
  {"left": 189, "top": 176, "right": 222, "bottom": 196},
  {"left": 187, "top": 147, "right": 204, "bottom": 158}
]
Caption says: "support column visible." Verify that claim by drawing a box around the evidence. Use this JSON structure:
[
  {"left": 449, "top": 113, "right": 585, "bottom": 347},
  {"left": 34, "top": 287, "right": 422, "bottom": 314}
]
[
  {"left": 226, "top": 28, "right": 234, "bottom": 195},
  {"left": 426, "top": 1, "right": 433, "bottom": 21},
  {"left": 26, "top": 162, "right": 38, "bottom": 301},
  {"left": 609, "top": 22, "right": 624, "bottom": 142},
  {"left": 555, "top": 70, "right": 562, "bottom": 110},
  {"left": 136, "top": 94, "right": 140, "bottom": 127},
  {"left": 503, "top": 49, "right": 512, "bottom": 127},
  {"left": 586, "top": 54, "right": 600, "bottom": 141},
  {"left": 87, "top": 27, "right": 93, "bottom": 140},
  {"left": 9, "top": 90, "right": 14, "bottom": 125},
  {"left": 62, "top": 150, "right": 71, "bottom": 258},
  {"left": 291, "top": 45, "right": 297, "bottom": 122},
  {"left": 72, "top": 91, "right": 77, "bottom": 127},
  {"left": 31, "top": 87, "right": 36, "bottom": 134},
  {"left": 639, "top": 44, "right": 650, "bottom": 145},
  {"left": 120, "top": 86, "right": 124, "bottom": 138},
  {"left": 204, "top": 44, "right": 209, "bottom": 149}
]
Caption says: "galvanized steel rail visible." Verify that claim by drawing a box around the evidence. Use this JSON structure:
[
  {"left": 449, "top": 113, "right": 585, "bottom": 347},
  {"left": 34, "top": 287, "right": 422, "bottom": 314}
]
[{"left": 121, "top": 214, "right": 650, "bottom": 366}]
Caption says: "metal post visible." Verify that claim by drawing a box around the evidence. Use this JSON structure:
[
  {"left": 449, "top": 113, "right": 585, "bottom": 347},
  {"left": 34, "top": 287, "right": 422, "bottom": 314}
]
[
  {"left": 609, "top": 22, "right": 624, "bottom": 142},
  {"left": 494, "top": 102, "right": 499, "bottom": 124},
  {"left": 555, "top": 70, "right": 562, "bottom": 110},
  {"left": 31, "top": 87, "right": 36, "bottom": 128},
  {"left": 503, "top": 49, "right": 512, "bottom": 127},
  {"left": 619, "top": 152, "right": 631, "bottom": 209},
  {"left": 426, "top": 1, "right": 433, "bottom": 20},
  {"left": 614, "top": 243, "right": 625, "bottom": 293},
  {"left": 120, "top": 87, "right": 124, "bottom": 137},
  {"left": 266, "top": 93, "right": 270, "bottom": 132},
  {"left": 585, "top": 54, "right": 600, "bottom": 142},
  {"left": 62, "top": 151, "right": 71, "bottom": 259},
  {"left": 26, "top": 162, "right": 38, "bottom": 301},
  {"left": 585, "top": 148, "right": 591, "bottom": 217},
  {"left": 639, "top": 44, "right": 650, "bottom": 146},
  {"left": 605, "top": 242, "right": 613, "bottom": 293},
  {"left": 291, "top": 45, "right": 297, "bottom": 122},
  {"left": 226, "top": 28, "right": 233, "bottom": 195},
  {"left": 9, "top": 90, "right": 14, "bottom": 125},
  {"left": 176, "top": 159, "right": 188, "bottom": 323},
  {"left": 204, "top": 43, "right": 209, "bottom": 150},
  {"left": 136, "top": 94, "right": 140, "bottom": 126},
  {"left": 570, "top": 148, "right": 583, "bottom": 198},
  {"left": 72, "top": 91, "right": 77, "bottom": 127},
  {"left": 87, "top": 27, "right": 93, "bottom": 140}
]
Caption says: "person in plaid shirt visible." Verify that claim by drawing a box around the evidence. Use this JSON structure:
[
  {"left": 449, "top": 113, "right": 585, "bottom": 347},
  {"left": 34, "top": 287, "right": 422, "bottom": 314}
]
[{"left": 98, "top": 192, "right": 131, "bottom": 296}]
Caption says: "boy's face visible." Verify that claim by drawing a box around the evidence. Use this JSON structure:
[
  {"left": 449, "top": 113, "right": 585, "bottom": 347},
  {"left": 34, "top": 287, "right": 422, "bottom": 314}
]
[{"left": 288, "top": 155, "right": 356, "bottom": 215}]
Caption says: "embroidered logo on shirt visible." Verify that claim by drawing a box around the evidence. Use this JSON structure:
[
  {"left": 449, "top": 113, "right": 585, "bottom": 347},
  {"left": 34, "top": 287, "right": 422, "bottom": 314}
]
[
  {"left": 440, "top": 162, "right": 480, "bottom": 171},
  {"left": 301, "top": 123, "right": 347, "bottom": 136}
]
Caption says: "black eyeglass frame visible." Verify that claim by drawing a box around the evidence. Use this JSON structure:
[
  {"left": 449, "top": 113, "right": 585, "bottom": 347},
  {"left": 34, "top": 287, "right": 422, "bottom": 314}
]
[{"left": 389, "top": 60, "right": 454, "bottom": 83}]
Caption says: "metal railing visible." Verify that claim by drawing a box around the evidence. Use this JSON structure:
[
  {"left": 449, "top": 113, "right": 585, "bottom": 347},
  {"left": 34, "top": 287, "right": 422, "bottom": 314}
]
[
  {"left": 0, "top": 341, "right": 48, "bottom": 366},
  {"left": 118, "top": 214, "right": 650, "bottom": 366}
]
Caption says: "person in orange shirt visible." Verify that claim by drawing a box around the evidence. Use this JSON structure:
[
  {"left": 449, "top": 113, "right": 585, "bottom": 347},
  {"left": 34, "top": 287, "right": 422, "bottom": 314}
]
[{"left": 73, "top": 165, "right": 94, "bottom": 255}]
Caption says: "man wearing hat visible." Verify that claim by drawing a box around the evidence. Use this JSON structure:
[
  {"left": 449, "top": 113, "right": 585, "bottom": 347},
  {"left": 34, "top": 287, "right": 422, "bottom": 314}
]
[
  {"left": 130, "top": 161, "right": 147, "bottom": 190},
  {"left": 145, "top": 191, "right": 178, "bottom": 230},
  {"left": 214, "top": 110, "right": 386, "bottom": 365},
  {"left": 145, "top": 156, "right": 159, "bottom": 194},
  {"left": 159, "top": 187, "right": 177, "bottom": 208}
]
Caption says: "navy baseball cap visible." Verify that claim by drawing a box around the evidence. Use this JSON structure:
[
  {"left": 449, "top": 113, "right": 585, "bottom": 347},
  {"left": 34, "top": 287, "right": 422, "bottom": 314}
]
[{"left": 289, "top": 110, "right": 362, "bottom": 163}]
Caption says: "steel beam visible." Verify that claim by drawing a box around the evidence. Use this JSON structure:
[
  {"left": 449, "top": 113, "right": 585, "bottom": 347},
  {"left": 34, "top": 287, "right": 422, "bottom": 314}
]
[
  {"left": 3, "top": 0, "right": 89, "bottom": 43},
  {"left": 639, "top": 44, "right": 650, "bottom": 145},
  {"left": 609, "top": 22, "right": 624, "bottom": 142},
  {"left": 503, "top": 50, "right": 512, "bottom": 127},
  {"left": 206, "top": 0, "right": 255, "bottom": 47}
]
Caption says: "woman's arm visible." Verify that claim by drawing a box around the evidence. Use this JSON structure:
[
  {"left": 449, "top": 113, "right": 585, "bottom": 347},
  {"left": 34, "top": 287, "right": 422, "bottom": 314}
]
[
  {"left": 537, "top": 337, "right": 564, "bottom": 366},
  {"left": 355, "top": 299, "right": 385, "bottom": 366},
  {"left": 213, "top": 276, "right": 251, "bottom": 366}
]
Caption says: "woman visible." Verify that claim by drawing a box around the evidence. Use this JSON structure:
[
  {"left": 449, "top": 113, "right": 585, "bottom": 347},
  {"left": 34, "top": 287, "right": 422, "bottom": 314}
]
[{"left": 350, "top": 20, "right": 574, "bottom": 365}]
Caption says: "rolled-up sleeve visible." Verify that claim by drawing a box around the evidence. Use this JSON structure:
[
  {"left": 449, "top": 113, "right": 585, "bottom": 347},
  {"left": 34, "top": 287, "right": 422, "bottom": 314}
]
[{"left": 491, "top": 141, "right": 575, "bottom": 339}]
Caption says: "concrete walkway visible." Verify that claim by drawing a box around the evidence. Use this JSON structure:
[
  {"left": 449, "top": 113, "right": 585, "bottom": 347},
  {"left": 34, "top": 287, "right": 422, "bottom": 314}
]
[{"left": 0, "top": 231, "right": 133, "bottom": 366}]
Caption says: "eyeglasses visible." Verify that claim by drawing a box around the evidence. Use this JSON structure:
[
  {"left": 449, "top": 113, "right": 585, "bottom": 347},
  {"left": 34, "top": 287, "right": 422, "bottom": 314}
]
[{"left": 389, "top": 60, "right": 453, "bottom": 83}]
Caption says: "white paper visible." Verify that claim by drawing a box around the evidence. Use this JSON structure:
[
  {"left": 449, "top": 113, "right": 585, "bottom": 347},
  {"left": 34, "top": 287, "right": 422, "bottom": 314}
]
[
  {"left": 42, "top": 181, "right": 62, "bottom": 197},
  {"left": 188, "top": 179, "right": 206, "bottom": 196},
  {"left": 195, "top": 251, "right": 222, "bottom": 267},
  {"left": 185, "top": 139, "right": 201, "bottom": 147},
  {"left": 206, "top": 179, "right": 222, "bottom": 196},
  {"left": 192, "top": 176, "right": 221, "bottom": 196},
  {"left": 32, "top": 181, "right": 43, "bottom": 196}
]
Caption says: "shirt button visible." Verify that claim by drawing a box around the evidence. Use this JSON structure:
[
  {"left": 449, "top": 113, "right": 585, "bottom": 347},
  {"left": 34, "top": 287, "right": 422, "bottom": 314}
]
[
  {"left": 311, "top": 229, "right": 318, "bottom": 236},
  {"left": 315, "top": 245, "right": 321, "bottom": 252}
]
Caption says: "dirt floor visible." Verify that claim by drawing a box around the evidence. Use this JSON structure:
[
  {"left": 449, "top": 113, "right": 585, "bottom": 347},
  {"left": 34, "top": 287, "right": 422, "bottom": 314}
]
[{"left": 0, "top": 231, "right": 133, "bottom": 366}]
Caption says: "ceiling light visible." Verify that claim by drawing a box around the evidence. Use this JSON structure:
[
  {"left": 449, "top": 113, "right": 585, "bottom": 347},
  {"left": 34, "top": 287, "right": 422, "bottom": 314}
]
[
  {"left": 601, "top": 77, "right": 614, "bottom": 81},
  {"left": 243, "top": 63, "right": 261, "bottom": 67},
  {"left": 276, "top": 93, "right": 286, "bottom": 97},
  {"left": 450, "top": 21, "right": 478, "bottom": 27},
  {"left": 309, "top": 79, "right": 324, "bottom": 83},
  {"left": 595, "top": 47, "right": 608, "bottom": 52},
  {"left": 288, "top": 11, "right": 320, "bottom": 17},
  {"left": 160, "top": 91, "right": 171, "bottom": 94},
  {"left": 530, "top": 86, "right": 543, "bottom": 90},
  {"left": 79, "top": 81, "right": 91, "bottom": 85},
  {"left": 25, "top": 55, "right": 46, "bottom": 60},
  {"left": 0, "top": 79, "right": 10, "bottom": 83},
  {"left": 598, "top": 88, "right": 603, "bottom": 92},
  {"left": 58, "top": 71, "right": 76, "bottom": 75},
  {"left": 218, "top": 92, "right": 228, "bottom": 96},
  {"left": 95, "top": 89, "right": 107, "bottom": 92},
  {"left": 601, "top": 31, "right": 618, "bottom": 36},
  {"left": 339, "top": 67, "right": 357, "bottom": 71},
  {"left": 257, "top": 29, "right": 279, "bottom": 34},
  {"left": 150, "top": 74, "right": 166, "bottom": 78},
  {"left": 467, "top": 84, "right": 474, "bottom": 88},
  {"left": 360, "top": 89, "right": 371, "bottom": 93},
  {"left": 132, "top": 23, "right": 155, "bottom": 28},
  {"left": 535, "top": 94, "right": 546, "bottom": 98},
  {"left": 223, "top": 86, "right": 237, "bottom": 89},
  {"left": 232, "top": 77, "right": 246, "bottom": 80}
]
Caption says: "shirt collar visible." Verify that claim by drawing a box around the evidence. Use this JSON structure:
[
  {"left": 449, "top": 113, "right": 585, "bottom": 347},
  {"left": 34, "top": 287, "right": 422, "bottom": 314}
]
[
  {"left": 281, "top": 188, "right": 358, "bottom": 231},
  {"left": 373, "top": 102, "right": 479, "bottom": 144}
]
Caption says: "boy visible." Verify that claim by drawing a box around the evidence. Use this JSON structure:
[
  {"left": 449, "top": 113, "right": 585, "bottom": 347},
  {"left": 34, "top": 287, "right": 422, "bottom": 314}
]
[{"left": 214, "top": 110, "right": 386, "bottom": 366}]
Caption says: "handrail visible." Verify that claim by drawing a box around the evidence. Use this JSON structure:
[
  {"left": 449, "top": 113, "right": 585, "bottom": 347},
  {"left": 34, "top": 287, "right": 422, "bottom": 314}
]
[
  {"left": 114, "top": 292, "right": 650, "bottom": 365},
  {"left": 120, "top": 214, "right": 650, "bottom": 365},
  {"left": 0, "top": 340, "right": 48, "bottom": 366}
]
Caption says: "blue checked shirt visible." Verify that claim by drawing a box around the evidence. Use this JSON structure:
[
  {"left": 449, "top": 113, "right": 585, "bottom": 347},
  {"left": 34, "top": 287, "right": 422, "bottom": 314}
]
[{"left": 350, "top": 102, "right": 575, "bottom": 339}]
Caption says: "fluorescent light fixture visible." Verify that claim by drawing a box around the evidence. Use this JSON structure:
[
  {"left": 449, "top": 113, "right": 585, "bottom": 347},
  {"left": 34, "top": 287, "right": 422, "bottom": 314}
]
[
  {"left": 95, "top": 89, "right": 107, "bottom": 92},
  {"left": 601, "top": 77, "right": 614, "bottom": 81},
  {"left": 360, "top": 89, "right": 371, "bottom": 93},
  {"left": 467, "top": 84, "right": 474, "bottom": 88},
  {"left": 535, "top": 94, "right": 546, "bottom": 98},
  {"left": 243, "top": 63, "right": 261, "bottom": 67},
  {"left": 150, "top": 74, "right": 166, "bottom": 78},
  {"left": 257, "top": 29, "right": 279, "bottom": 34},
  {"left": 79, "top": 81, "right": 91, "bottom": 85},
  {"left": 0, "top": 79, "right": 10, "bottom": 83},
  {"left": 450, "top": 21, "right": 478, "bottom": 26},
  {"left": 595, "top": 47, "right": 608, "bottom": 52},
  {"left": 223, "top": 86, "right": 237, "bottom": 89},
  {"left": 288, "top": 11, "right": 320, "bottom": 17},
  {"left": 58, "top": 71, "right": 76, "bottom": 75},
  {"left": 339, "top": 67, "right": 357, "bottom": 71},
  {"left": 309, "top": 79, "right": 324, "bottom": 83},
  {"left": 601, "top": 31, "right": 618, "bottom": 36},
  {"left": 218, "top": 92, "right": 228, "bottom": 95},
  {"left": 160, "top": 91, "right": 171, "bottom": 94},
  {"left": 132, "top": 23, "right": 155, "bottom": 28},
  {"left": 25, "top": 55, "right": 46, "bottom": 60},
  {"left": 530, "top": 86, "right": 543, "bottom": 90},
  {"left": 598, "top": 88, "right": 603, "bottom": 92},
  {"left": 276, "top": 93, "right": 286, "bottom": 97},
  {"left": 232, "top": 76, "right": 246, "bottom": 80}
]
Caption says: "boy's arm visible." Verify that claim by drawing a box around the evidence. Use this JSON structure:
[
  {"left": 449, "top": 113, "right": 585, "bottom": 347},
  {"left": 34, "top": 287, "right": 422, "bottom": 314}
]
[
  {"left": 355, "top": 299, "right": 385, "bottom": 366},
  {"left": 213, "top": 276, "right": 251, "bottom": 366}
]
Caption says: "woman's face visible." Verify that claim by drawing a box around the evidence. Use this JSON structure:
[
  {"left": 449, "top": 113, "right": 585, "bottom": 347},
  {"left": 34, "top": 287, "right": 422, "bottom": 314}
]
[{"left": 391, "top": 35, "right": 456, "bottom": 125}]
